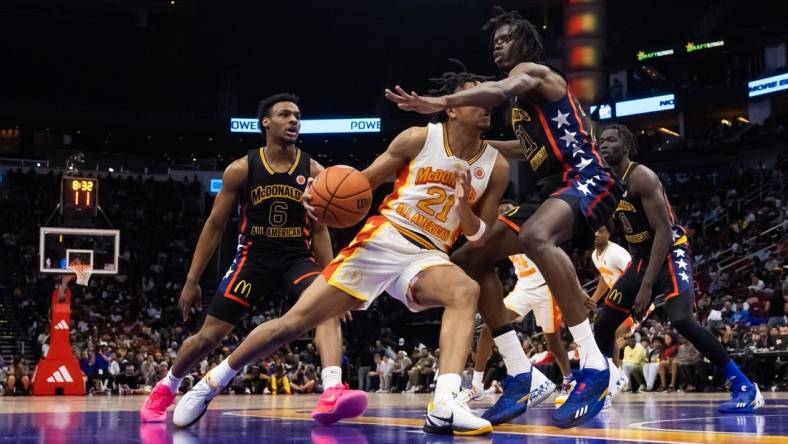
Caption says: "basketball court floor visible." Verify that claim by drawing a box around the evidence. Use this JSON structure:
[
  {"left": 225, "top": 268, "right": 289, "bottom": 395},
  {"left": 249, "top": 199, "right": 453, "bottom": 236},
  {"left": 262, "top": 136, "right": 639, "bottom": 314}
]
[{"left": 2, "top": 391, "right": 787, "bottom": 443}]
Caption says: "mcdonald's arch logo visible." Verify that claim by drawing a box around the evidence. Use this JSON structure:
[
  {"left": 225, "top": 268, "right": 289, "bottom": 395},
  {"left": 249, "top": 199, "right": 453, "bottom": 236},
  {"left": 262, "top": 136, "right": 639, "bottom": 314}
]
[
  {"left": 607, "top": 289, "right": 623, "bottom": 304},
  {"left": 233, "top": 280, "right": 252, "bottom": 298}
]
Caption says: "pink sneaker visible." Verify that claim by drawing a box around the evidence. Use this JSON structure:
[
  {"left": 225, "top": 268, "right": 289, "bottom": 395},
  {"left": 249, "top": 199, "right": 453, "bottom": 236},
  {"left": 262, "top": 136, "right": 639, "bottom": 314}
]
[
  {"left": 311, "top": 383, "right": 368, "bottom": 425},
  {"left": 140, "top": 382, "right": 177, "bottom": 422}
]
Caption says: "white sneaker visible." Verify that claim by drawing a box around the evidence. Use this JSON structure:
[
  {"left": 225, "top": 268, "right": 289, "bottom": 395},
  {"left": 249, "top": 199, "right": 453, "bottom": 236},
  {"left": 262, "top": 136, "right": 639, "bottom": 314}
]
[
  {"left": 172, "top": 375, "right": 224, "bottom": 428},
  {"left": 526, "top": 367, "right": 557, "bottom": 409},
  {"left": 603, "top": 360, "right": 627, "bottom": 410},
  {"left": 423, "top": 395, "right": 493, "bottom": 436},
  {"left": 455, "top": 385, "right": 483, "bottom": 404}
]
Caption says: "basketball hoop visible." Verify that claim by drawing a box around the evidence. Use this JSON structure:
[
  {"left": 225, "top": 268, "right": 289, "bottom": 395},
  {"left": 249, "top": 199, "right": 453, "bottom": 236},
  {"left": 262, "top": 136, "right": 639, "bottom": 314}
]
[{"left": 69, "top": 264, "right": 93, "bottom": 286}]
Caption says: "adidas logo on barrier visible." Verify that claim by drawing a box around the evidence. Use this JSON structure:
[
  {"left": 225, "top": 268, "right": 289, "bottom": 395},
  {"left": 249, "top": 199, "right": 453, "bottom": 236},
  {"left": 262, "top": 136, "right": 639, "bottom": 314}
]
[
  {"left": 46, "top": 365, "right": 74, "bottom": 383},
  {"left": 54, "top": 320, "right": 69, "bottom": 330}
]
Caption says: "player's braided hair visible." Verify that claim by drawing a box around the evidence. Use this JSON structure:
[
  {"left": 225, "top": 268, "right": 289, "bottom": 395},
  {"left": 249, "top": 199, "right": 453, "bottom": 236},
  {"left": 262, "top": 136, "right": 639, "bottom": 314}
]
[
  {"left": 483, "top": 6, "right": 545, "bottom": 63},
  {"left": 603, "top": 123, "right": 640, "bottom": 157},
  {"left": 428, "top": 59, "right": 494, "bottom": 123}
]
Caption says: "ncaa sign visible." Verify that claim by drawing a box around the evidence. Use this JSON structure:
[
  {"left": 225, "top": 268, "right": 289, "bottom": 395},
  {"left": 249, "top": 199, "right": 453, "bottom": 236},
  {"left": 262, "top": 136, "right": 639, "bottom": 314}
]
[
  {"left": 230, "top": 117, "right": 381, "bottom": 134},
  {"left": 615, "top": 94, "right": 675, "bottom": 117}
]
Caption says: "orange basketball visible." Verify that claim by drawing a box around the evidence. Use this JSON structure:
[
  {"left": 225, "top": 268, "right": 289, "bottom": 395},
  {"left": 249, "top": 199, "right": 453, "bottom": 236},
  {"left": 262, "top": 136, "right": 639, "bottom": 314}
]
[{"left": 309, "top": 165, "right": 372, "bottom": 228}]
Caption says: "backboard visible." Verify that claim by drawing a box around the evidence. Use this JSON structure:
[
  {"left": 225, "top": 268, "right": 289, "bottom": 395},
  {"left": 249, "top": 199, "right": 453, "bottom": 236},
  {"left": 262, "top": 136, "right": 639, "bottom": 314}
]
[{"left": 39, "top": 227, "right": 120, "bottom": 275}]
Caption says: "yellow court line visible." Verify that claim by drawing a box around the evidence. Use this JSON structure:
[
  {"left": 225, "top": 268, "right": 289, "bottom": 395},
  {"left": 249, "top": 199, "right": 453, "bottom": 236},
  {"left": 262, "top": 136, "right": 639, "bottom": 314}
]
[{"left": 229, "top": 409, "right": 788, "bottom": 444}]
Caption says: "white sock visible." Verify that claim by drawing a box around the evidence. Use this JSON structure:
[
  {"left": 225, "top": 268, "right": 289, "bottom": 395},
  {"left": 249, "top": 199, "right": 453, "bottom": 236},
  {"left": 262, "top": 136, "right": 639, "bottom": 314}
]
[
  {"left": 434, "top": 373, "right": 461, "bottom": 402},
  {"left": 321, "top": 366, "right": 342, "bottom": 389},
  {"left": 208, "top": 358, "right": 239, "bottom": 387},
  {"left": 493, "top": 330, "right": 531, "bottom": 376},
  {"left": 161, "top": 370, "right": 183, "bottom": 394},
  {"left": 568, "top": 321, "right": 606, "bottom": 370},
  {"left": 472, "top": 370, "right": 484, "bottom": 390},
  {"left": 608, "top": 358, "right": 621, "bottom": 394}
]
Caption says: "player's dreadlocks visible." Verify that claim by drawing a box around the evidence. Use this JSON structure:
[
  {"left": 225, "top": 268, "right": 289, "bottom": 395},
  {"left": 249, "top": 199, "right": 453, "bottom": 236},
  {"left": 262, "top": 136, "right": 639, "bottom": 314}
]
[
  {"left": 483, "top": 6, "right": 545, "bottom": 64},
  {"left": 602, "top": 123, "right": 639, "bottom": 157},
  {"left": 428, "top": 59, "right": 494, "bottom": 123}
]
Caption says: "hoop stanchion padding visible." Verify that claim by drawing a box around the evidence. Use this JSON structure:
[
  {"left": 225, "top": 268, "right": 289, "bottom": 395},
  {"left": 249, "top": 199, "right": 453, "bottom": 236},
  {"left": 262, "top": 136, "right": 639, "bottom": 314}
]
[{"left": 31, "top": 288, "right": 85, "bottom": 395}]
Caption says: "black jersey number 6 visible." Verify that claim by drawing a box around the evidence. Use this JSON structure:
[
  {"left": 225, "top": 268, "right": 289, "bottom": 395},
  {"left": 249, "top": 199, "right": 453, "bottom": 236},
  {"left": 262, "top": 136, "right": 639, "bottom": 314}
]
[{"left": 269, "top": 201, "right": 288, "bottom": 227}]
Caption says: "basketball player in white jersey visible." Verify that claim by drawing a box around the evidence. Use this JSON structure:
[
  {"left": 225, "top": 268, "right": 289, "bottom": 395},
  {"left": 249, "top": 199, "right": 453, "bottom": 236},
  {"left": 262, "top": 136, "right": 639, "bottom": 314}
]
[
  {"left": 172, "top": 70, "right": 512, "bottom": 435},
  {"left": 591, "top": 224, "right": 655, "bottom": 356},
  {"left": 462, "top": 200, "right": 566, "bottom": 406},
  {"left": 589, "top": 224, "right": 633, "bottom": 407},
  {"left": 590, "top": 225, "right": 631, "bottom": 308}
]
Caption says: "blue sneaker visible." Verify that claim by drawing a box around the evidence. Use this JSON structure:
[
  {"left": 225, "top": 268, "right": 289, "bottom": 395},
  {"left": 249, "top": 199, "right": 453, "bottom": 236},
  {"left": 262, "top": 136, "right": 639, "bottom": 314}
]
[
  {"left": 719, "top": 383, "right": 765, "bottom": 413},
  {"left": 481, "top": 367, "right": 555, "bottom": 425},
  {"left": 552, "top": 366, "right": 609, "bottom": 428}
]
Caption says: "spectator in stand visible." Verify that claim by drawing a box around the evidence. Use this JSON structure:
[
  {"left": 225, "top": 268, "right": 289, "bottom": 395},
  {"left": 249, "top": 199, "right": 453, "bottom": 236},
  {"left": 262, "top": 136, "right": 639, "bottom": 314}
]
[
  {"left": 482, "top": 345, "right": 506, "bottom": 391},
  {"left": 5, "top": 357, "right": 31, "bottom": 396},
  {"left": 356, "top": 349, "right": 374, "bottom": 392},
  {"left": 643, "top": 336, "right": 663, "bottom": 391},
  {"left": 673, "top": 338, "right": 704, "bottom": 391},
  {"left": 116, "top": 362, "right": 146, "bottom": 395},
  {"left": 79, "top": 350, "right": 95, "bottom": 393},
  {"left": 108, "top": 353, "right": 121, "bottom": 391},
  {"left": 94, "top": 344, "right": 111, "bottom": 393},
  {"left": 621, "top": 335, "right": 647, "bottom": 392},
  {"left": 720, "top": 325, "right": 741, "bottom": 355},
  {"left": 290, "top": 365, "right": 317, "bottom": 394},
  {"left": 731, "top": 301, "right": 750, "bottom": 325},
  {"left": 299, "top": 343, "right": 318, "bottom": 367},
  {"left": 366, "top": 354, "right": 383, "bottom": 392},
  {"left": 376, "top": 355, "right": 395, "bottom": 393},
  {"left": 749, "top": 273, "right": 766, "bottom": 293},
  {"left": 657, "top": 333, "right": 679, "bottom": 392},
  {"left": 269, "top": 357, "right": 291, "bottom": 395},
  {"left": 766, "top": 288, "right": 787, "bottom": 327},
  {"left": 141, "top": 355, "right": 157, "bottom": 386},
  {"left": 407, "top": 348, "right": 435, "bottom": 393},
  {"left": 391, "top": 351, "right": 412, "bottom": 393},
  {"left": 567, "top": 341, "right": 581, "bottom": 369},
  {"left": 528, "top": 342, "right": 553, "bottom": 379}
]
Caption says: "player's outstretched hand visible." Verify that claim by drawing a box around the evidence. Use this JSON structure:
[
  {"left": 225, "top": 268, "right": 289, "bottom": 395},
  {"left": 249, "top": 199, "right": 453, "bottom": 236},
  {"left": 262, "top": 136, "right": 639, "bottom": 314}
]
[
  {"left": 384, "top": 86, "right": 448, "bottom": 114},
  {"left": 340, "top": 311, "right": 353, "bottom": 323},
  {"left": 302, "top": 177, "right": 318, "bottom": 222},
  {"left": 179, "top": 281, "right": 203, "bottom": 321}
]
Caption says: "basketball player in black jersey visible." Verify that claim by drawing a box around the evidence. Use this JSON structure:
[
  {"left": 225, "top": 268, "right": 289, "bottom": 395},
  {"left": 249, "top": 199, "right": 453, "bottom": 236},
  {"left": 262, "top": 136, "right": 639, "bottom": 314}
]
[
  {"left": 386, "top": 8, "right": 623, "bottom": 427},
  {"left": 141, "top": 93, "right": 366, "bottom": 425},
  {"left": 591, "top": 123, "right": 764, "bottom": 419}
]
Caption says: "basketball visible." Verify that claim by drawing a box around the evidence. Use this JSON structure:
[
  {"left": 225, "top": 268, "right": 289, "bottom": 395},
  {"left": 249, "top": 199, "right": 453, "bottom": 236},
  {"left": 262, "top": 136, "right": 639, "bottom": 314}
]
[{"left": 309, "top": 165, "right": 372, "bottom": 228}]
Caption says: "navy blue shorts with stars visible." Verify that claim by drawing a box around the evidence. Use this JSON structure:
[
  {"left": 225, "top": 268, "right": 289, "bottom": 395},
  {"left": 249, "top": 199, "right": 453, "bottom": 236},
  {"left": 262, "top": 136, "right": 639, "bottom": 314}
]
[
  {"left": 499, "top": 168, "right": 623, "bottom": 248},
  {"left": 603, "top": 236, "right": 694, "bottom": 316}
]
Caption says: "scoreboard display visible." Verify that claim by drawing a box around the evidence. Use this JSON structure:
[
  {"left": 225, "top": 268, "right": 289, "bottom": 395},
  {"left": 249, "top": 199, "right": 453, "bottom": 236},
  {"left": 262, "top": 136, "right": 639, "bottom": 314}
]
[{"left": 61, "top": 177, "right": 98, "bottom": 219}]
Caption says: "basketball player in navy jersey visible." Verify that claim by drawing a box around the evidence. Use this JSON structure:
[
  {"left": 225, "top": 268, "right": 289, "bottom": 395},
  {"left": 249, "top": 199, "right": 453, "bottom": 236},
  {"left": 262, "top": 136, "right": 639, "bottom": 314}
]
[
  {"left": 140, "top": 93, "right": 366, "bottom": 426},
  {"left": 386, "top": 7, "right": 623, "bottom": 427},
  {"left": 593, "top": 123, "right": 764, "bottom": 419}
]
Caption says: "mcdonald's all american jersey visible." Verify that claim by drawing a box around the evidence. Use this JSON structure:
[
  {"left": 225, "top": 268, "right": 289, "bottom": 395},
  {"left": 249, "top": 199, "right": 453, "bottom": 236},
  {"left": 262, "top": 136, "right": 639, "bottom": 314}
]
[
  {"left": 208, "top": 147, "right": 323, "bottom": 325},
  {"left": 504, "top": 254, "right": 562, "bottom": 334},
  {"left": 379, "top": 122, "right": 499, "bottom": 252},
  {"left": 322, "top": 123, "right": 500, "bottom": 312},
  {"left": 591, "top": 240, "right": 631, "bottom": 288}
]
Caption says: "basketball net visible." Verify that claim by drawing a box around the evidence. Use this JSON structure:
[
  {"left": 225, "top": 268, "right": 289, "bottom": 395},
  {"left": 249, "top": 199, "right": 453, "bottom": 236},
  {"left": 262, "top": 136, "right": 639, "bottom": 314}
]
[{"left": 69, "top": 264, "right": 93, "bottom": 286}]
